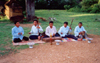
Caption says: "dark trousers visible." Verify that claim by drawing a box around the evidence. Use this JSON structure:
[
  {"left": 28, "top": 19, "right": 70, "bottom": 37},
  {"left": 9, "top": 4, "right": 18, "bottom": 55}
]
[
  {"left": 62, "top": 35, "right": 78, "bottom": 40},
  {"left": 14, "top": 36, "right": 29, "bottom": 43},
  {"left": 43, "top": 33, "right": 60, "bottom": 38},
  {"left": 29, "top": 35, "right": 39, "bottom": 40}
]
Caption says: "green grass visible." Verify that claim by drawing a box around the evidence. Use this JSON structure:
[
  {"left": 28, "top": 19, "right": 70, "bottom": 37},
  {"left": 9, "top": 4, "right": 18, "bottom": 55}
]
[
  {"left": 0, "top": 10, "right": 100, "bottom": 56},
  {"left": 35, "top": 10, "right": 100, "bottom": 35}
]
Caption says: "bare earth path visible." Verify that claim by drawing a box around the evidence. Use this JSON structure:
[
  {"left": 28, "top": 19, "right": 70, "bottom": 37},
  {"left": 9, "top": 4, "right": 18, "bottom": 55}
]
[{"left": 0, "top": 34, "right": 100, "bottom": 63}]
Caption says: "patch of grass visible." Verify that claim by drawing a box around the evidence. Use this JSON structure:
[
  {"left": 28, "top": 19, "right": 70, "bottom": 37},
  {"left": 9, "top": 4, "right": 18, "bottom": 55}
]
[
  {"left": 0, "top": 10, "right": 100, "bottom": 56},
  {"left": 35, "top": 10, "right": 100, "bottom": 35},
  {"left": 0, "top": 23, "right": 13, "bottom": 56},
  {"left": 0, "top": 16, "right": 10, "bottom": 22}
]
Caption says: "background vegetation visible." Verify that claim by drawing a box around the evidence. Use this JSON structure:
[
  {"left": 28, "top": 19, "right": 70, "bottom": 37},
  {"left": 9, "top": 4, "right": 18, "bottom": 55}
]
[{"left": 1, "top": 0, "right": 100, "bottom": 13}]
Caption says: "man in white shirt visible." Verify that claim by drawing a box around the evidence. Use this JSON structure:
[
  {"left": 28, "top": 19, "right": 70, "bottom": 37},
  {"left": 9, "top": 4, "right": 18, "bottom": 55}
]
[
  {"left": 29, "top": 20, "right": 43, "bottom": 40},
  {"left": 44, "top": 21, "right": 60, "bottom": 38},
  {"left": 74, "top": 22, "right": 87, "bottom": 38},
  {"left": 58, "top": 22, "right": 78, "bottom": 40}
]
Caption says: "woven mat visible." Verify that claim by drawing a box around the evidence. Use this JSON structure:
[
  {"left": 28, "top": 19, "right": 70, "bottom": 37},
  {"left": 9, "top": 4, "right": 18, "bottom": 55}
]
[
  {"left": 13, "top": 40, "right": 45, "bottom": 45},
  {"left": 62, "top": 38, "right": 77, "bottom": 42}
]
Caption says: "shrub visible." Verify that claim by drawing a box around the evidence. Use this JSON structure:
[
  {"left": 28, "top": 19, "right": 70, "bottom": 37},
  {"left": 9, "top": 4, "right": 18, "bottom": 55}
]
[
  {"left": 80, "top": 3, "right": 100, "bottom": 13},
  {"left": 64, "top": 5, "right": 71, "bottom": 10},
  {"left": 81, "top": 7, "right": 92, "bottom": 12},
  {"left": 90, "top": 4, "right": 100, "bottom": 13},
  {"left": 80, "top": 8, "right": 86, "bottom": 12},
  {"left": 68, "top": 6, "right": 81, "bottom": 12},
  {"left": 81, "top": 0, "right": 98, "bottom": 6},
  {"left": 80, "top": 0, "right": 100, "bottom": 13},
  {"left": 65, "top": 0, "right": 100, "bottom": 13}
]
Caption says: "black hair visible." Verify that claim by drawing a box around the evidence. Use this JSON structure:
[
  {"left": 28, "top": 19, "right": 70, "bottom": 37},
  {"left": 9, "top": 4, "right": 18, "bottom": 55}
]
[
  {"left": 79, "top": 22, "right": 82, "bottom": 24},
  {"left": 64, "top": 22, "right": 68, "bottom": 25},
  {"left": 49, "top": 21, "right": 53, "bottom": 24},
  {"left": 33, "top": 20, "right": 38, "bottom": 23},
  {"left": 14, "top": 21, "right": 19, "bottom": 24}
]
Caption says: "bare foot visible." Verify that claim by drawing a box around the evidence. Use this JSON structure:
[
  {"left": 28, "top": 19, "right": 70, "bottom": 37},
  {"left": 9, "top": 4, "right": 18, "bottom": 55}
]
[
  {"left": 77, "top": 38, "right": 82, "bottom": 41},
  {"left": 38, "top": 36, "right": 41, "bottom": 41}
]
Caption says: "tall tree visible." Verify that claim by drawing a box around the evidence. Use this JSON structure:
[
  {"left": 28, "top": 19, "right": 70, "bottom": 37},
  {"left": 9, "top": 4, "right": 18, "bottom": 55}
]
[{"left": 25, "top": 0, "right": 35, "bottom": 21}]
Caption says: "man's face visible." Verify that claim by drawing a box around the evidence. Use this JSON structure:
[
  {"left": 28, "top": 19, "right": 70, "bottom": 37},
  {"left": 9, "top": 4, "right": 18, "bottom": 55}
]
[
  {"left": 15, "top": 22, "right": 20, "bottom": 27},
  {"left": 78, "top": 23, "right": 82, "bottom": 27},
  {"left": 64, "top": 24, "right": 67, "bottom": 27},
  {"left": 34, "top": 21, "right": 38, "bottom": 25},
  {"left": 49, "top": 23, "right": 53, "bottom": 28}
]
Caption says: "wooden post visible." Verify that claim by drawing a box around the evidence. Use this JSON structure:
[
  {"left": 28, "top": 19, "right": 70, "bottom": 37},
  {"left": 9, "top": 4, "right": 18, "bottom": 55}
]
[
  {"left": 25, "top": 0, "right": 35, "bottom": 21},
  {"left": 50, "top": 38, "right": 52, "bottom": 45},
  {"left": 50, "top": 33, "right": 52, "bottom": 45}
]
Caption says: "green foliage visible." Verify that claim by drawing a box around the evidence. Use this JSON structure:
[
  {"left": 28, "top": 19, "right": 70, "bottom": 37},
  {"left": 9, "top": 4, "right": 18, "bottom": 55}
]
[
  {"left": 80, "top": 3, "right": 100, "bottom": 13},
  {"left": 64, "top": 5, "right": 71, "bottom": 10},
  {"left": 68, "top": 6, "right": 81, "bottom": 12},
  {"left": 79, "top": 0, "right": 98, "bottom": 12},
  {"left": 81, "top": 0, "right": 98, "bottom": 7},
  {"left": 80, "top": 7, "right": 92, "bottom": 12},
  {"left": 64, "top": 0, "right": 80, "bottom": 9},
  {"left": 2, "top": 0, "right": 100, "bottom": 13},
  {"left": 90, "top": 4, "right": 100, "bottom": 13},
  {"left": 80, "top": 0, "right": 100, "bottom": 13},
  {"left": 64, "top": 0, "right": 100, "bottom": 13}
]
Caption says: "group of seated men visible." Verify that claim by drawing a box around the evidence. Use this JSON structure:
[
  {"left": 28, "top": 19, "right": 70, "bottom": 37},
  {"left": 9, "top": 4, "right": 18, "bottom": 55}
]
[{"left": 12, "top": 20, "right": 87, "bottom": 43}]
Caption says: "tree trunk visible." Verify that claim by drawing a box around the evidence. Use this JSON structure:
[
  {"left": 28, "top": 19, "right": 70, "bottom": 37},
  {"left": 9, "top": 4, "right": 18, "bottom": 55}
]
[{"left": 25, "top": 0, "right": 35, "bottom": 21}]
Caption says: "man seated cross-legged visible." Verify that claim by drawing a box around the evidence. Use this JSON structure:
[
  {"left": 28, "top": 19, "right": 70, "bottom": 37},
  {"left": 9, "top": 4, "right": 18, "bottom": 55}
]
[
  {"left": 58, "top": 22, "right": 79, "bottom": 40},
  {"left": 29, "top": 20, "right": 43, "bottom": 40},
  {"left": 12, "top": 21, "right": 29, "bottom": 43},
  {"left": 74, "top": 22, "right": 87, "bottom": 39},
  {"left": 43, "top": 21, "right": 60, "bottom": 38}
]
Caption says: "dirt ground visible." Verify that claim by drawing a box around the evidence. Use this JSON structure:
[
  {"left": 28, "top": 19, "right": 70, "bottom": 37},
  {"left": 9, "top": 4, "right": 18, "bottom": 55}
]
[{"left": 0, "top": 34, "right": 100, "bottom": 63}]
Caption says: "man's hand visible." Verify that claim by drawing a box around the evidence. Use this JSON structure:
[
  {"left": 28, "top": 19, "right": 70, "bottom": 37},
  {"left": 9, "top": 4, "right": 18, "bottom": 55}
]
[
  {"left": 20, "top": 33, "right": 22, "bottom": 35},
  {"left": 69, "top": 27, "right": 72, "bottom": 29},
  {"left": 18, "top": 33, "right": 20, "bottom": 35},
  {"left": 83, "top": 31, "right": 85, "bottom": 33},
  {"left": 79, "top": 32, "right": 82, "bottom": 34},
  {"left": 29, "top": 32, "right": 31, "bottom": 34},
  {"left": 18, "top": 33, "right": 22, "bottom": 35},
  {"left": 61, "top": 32, "right": 63, "bottom": 34},
  {"left": 37, "top": 26, "right": 40, "bottom": 29},
  {"left": 53, "top": 34, "right": 55, "bottom": 36}
]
